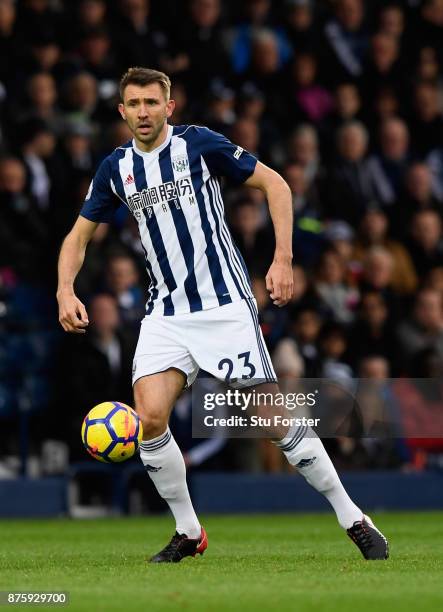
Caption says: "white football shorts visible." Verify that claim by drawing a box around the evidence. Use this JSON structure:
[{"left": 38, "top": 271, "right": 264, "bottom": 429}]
[{"left": 132, "top": 298, "right": 277, "bottom": 388}]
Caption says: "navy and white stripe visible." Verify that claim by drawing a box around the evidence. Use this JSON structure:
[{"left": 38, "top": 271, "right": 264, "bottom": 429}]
[
  {"left": 139, "top": 429, "right": 172, "bottom": 452},
  {"left": 158, "top": 142, "right": 202, "bottom": 312},
  {"left": 275, "top": 424, "right": 308, "bottom": 453},
  {"left": 180, "top": 135, "right": 232, "bottom": 307},
  {"left": 80, "top": 125, "right": 258, "bottom": 317},
  {"left": 243, "top": 298, "right": 276, "bottom": 383},
  {"left": 132, "top": 149, "right": 177, "bottom": 315}
]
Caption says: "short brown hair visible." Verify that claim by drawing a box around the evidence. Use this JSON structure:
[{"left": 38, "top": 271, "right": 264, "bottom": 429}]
[{"left": 119, "top": 67, "right": 171, "bottom": 101}]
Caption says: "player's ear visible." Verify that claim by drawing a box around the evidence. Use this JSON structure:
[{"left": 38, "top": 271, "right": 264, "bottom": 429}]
[
  {"left": 166, "top": 99, "right": 175, "bottom": 119},
  {"left": 118, "top": 102, "right": 126, "bottom": 120}
]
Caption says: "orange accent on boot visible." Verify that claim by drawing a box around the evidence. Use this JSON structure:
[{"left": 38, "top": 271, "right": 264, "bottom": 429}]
[{"left": 195, "top": 527, "right": 208, "bottom": 556}]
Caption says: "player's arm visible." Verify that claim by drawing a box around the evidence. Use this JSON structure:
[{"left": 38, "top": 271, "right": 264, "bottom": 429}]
[
  {"left": 57, "top": 157, "right": 118, "bottom": 333},
  {"left": 57, "top": 216, "right": 99, "bottom": 334},
  {"left": 200, "top": 127, "right": 293, "bottom": 306},
  {"left": 244, "top": 161, "right": 293, "bottom": 307}
]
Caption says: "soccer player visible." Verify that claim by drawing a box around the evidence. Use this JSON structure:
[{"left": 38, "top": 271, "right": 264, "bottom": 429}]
[{"left": 57, "top": 67, "right": 389, "bottom": 562}]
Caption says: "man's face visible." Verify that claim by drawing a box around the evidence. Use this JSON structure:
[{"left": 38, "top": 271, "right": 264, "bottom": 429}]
[
  {"left": 293, "top": 134, "right": 317, "bottom": 165},
  {"left": 0, "top": 159, "right": 26, "bottom": 193},
  {"left": 337, "top": 0, "right": 363, "bottom": 31},
  {"left": 361, "top": 293, "right": 387, "bottom": 326},
  {"left": 360, "top": 357, "right": 389, "bottom": 379},
  {"left": 339, "top": 126, "right": 366, "bottom": 161},
  {"left": 335, "top": 84, "right": 360, "bottom": 118},
  {"left": 363, "top": 210, "right": 387, "bottom": 241},
  {"left": 407, "top": 165, "right": 431, "bottom": 200},
  {"left": 294, "top": 311, "right": 321, "bottom": 343},
  {"left": 90, "top": 295, "right": 119, "bottom": 333},
  {"left": 118, "top": 82, "right": 175, "bottom": 147},
  {"left": 284, "top": 165, "right": 305, "bottom": 195},
  {"left": 366, "top": 252, "right": 393, "bottom": 288},
  {"left": 107, "top": 257, "right": 138, "bottom": 293},
  {"left": 381, "top": 121, "right": 408, "bottom": 159},
  {"left": 415, "top": 291, "right": 443, "bottom": 330},
  {"left": 412, "top": 212, "right": 441, "bottom": 249}
]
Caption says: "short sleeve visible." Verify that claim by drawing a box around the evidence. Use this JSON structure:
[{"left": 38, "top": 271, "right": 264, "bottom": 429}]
[
  {"left": 80, "top": 158, "right": 119, "bottom": 223},
  {"left": 200, "top": 128, "right": 257, "bottom": 184}
]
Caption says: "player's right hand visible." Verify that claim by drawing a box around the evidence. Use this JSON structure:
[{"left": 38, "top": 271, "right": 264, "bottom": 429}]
[{"left": 57, "top": 292, "right": 89, "bottom": 334}]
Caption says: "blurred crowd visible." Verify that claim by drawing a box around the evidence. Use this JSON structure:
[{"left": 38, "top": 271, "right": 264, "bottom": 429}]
[{"left": 1, "top": 0, "right": 443, "bottom": 474}]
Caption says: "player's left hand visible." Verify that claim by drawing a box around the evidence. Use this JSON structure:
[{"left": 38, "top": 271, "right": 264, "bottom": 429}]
[{"left": 265, "top": 259, "right": 293, "bottom": 307}]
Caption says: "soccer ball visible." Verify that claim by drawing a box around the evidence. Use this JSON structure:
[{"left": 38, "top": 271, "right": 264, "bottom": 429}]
[{"left": 81, "top": 401, "right": 143, "bottom": 463}]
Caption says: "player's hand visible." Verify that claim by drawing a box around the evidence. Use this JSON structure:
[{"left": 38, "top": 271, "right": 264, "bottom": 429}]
[
  {"left": 57, "top": 291, "right": 89, "bottom": 334},
  {"left": 265, "top": 258, "right": 293, "bottom": 307}
]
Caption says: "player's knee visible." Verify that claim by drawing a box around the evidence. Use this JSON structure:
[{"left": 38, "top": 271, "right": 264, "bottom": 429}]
[{"left": 137, "top": 406, "right": 169, "bottom": 439}]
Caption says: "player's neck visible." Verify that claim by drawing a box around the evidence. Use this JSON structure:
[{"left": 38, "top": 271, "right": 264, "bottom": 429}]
[{"left": 133, "top": 123, "right": 169, "bottom": 153}]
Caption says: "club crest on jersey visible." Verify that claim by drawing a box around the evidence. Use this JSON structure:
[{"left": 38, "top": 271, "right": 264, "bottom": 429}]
[{"left": 172, "top": 154, "right": 189, "bottom": 172}]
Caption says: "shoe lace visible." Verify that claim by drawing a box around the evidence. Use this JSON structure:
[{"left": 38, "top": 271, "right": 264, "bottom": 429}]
[
  {"left": 162, "top": 532, "right": 187, "bottom": 555},
  {"left": 350, "top": 523, "right": 373, "bottom": 551}
]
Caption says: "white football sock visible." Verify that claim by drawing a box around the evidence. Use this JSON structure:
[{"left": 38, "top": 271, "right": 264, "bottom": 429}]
[
  {"left": 139, "top": 429, "right": 201, "bottom": 539},
  {"left": 276, "top": 426, "right": 363, "bottom": 529}
]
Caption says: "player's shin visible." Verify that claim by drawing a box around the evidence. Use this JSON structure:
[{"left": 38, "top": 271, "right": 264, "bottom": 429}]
[
  {"left": 276, "top": 426, "right": 362, "bottom": 529},
  {"left": 139, "top": 429, "right": 201, "bottom": 538}
]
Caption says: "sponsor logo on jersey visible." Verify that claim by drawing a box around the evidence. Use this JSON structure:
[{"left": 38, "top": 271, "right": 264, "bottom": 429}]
[
  {"left": 233, "top": 146, "right": 244, "bottom": 160},
  {"left": 172, "top": 154, "right": 189, "bottom": 172},
  {"left": 124, "top": 174, "right": 135, "bottom": 185},
  {"left": 126, "top": 177, "right": 193, "bottom": 213}
]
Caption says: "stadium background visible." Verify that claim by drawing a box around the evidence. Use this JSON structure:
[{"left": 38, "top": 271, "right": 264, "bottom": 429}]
[{"left": 1, "top": 0, "right": 443, "bottom": 516}]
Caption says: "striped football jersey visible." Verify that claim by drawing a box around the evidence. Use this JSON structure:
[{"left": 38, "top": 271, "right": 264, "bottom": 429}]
[{"left": 80, "top": 125, "right": 257, "bottom": 316}]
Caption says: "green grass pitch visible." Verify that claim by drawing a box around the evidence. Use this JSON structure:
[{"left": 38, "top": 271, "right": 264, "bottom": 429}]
[{"left": 0, "top": 512, "right": 442, "bottom": 612}]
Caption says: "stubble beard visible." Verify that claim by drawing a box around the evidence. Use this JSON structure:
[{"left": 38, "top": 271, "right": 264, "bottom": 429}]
[{"left": 134, "top": 118, "right": 165, "bottom": 147}]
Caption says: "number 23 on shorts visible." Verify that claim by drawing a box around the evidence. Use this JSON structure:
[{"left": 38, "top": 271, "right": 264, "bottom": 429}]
[{"left": 217, "top": 351, "right": 256, "bottom": 383}]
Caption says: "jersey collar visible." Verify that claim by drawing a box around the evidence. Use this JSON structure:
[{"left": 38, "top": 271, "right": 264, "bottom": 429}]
[{"left": 132, "top": 124, "right": 173, "bottom": 156}]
